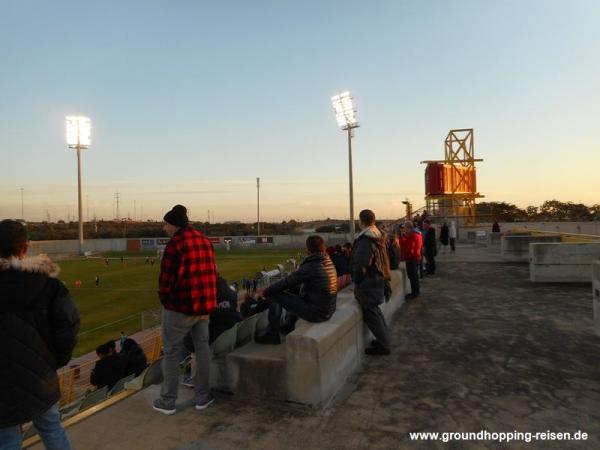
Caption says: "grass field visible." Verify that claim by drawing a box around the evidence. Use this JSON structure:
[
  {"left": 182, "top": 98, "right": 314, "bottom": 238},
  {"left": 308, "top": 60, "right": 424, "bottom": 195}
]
[{"left": 58, "top": 247, "right": 304, "bottom": 356}]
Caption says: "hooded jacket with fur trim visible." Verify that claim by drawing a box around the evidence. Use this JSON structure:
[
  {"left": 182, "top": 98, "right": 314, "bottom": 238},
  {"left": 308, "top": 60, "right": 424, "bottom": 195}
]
[{"left": 0, "top": 255, "right": 80, "bottom": 427}]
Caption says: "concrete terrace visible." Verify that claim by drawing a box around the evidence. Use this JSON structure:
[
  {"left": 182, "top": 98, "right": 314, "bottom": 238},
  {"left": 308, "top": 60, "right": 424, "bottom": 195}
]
[{"left": 35, "top": 244, "right": 600, "bottom": 450}]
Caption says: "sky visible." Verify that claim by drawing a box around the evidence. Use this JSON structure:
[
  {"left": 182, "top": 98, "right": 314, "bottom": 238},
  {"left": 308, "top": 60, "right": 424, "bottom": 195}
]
[{"left": 1, "top": 0, "right": 599, "bottom": 223}]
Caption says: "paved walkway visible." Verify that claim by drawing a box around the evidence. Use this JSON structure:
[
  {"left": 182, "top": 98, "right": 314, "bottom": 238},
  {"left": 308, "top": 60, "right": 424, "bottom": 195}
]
[{"left": 36, "top": 245, "right": 600, "bottom": 450}]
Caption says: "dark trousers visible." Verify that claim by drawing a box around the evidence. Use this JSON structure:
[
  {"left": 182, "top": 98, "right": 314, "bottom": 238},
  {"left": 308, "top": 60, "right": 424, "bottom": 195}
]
[
  {"left": 450, "top": 238, "right": 456, "bottom": 251},
  {"left": 267, "top": 292, "right": 326, "bottom": 334},
  {"left": 405, "top": 260, "right": 420, "bottom": 296},
  {"left": 425, "top": 251, "right": 436, "bottom": 274},
  {"left": 357, "top": 297, "right": 391, "bottom": 350}
]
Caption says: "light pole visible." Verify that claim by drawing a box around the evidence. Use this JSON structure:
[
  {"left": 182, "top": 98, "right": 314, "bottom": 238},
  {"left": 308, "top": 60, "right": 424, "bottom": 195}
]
[
  {"left": 66, "top": 116, "right": 91, "bottom": 255},
  {"left": 256, "top": 177, "right": 260, "bottom": 236},
  {"left": 331, "top": 91, "right": 359, "bottom": 241},
  {"left": 19, "top": 188, "right": 24, "bottom": 221}
]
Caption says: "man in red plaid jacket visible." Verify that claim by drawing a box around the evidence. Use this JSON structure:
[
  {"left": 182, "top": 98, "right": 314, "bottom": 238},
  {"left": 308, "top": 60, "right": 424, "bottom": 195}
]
[{"left": 153, "top": 205, "right": 217, "bottom": 416}]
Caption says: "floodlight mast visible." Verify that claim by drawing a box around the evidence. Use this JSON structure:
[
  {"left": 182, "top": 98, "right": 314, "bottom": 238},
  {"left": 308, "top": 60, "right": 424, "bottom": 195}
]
[
  {"left": 66, "top": 116, "right": 91, "bottom": 255},
  {"left": 331, "top": 91, "right": 359, "bottom": 241}
]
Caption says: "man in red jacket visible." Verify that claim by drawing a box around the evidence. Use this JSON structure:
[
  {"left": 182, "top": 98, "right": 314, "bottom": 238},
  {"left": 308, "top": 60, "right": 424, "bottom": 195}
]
[
  {"left": 399, "top": 221, "right": 422, "bottom": 300},
  {"left": 153, "top": 205, "right": 217, "bottom": 415}
]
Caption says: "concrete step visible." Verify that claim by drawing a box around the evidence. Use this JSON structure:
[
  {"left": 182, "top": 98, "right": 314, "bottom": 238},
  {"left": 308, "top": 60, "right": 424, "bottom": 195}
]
[{"left": 226, "top": 342, "right": 287, "bottom": 401}]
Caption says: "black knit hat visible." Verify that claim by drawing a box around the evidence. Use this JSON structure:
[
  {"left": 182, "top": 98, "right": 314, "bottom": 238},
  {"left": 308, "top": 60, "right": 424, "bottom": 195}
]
[{"left": 163, "top": 205, "right": 189, "bottom": 227}]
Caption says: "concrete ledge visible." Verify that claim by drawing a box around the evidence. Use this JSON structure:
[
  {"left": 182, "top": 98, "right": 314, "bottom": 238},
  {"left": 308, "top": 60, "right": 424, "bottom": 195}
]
[
  {"left": 501, "top": 235, "right": 561, "bottom": 262},
  {"left": 529, "top": 243, "right": 600, "bottom": 282},
  {"left": 223, "top": 266, "right": 407, "bottom": 406},
  {"left": 226, "top": 344, "right": 287, "bottom": 400},
  {"left": 593, "top": 261, "right": 600, "bottom": 335}
]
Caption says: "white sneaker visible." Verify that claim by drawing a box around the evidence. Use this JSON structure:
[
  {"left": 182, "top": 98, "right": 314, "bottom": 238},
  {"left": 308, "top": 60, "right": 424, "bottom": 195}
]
[
  {"left": 152, "top": 399, "right": 176, "bottom": 415},
  {"left": 195, "top": 395, "right": 215, "bottom": 411}
]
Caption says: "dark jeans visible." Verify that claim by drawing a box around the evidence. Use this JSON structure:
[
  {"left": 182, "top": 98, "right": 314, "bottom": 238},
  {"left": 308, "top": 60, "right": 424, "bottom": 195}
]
[
  {"left": 425, "top": 251, "right": 436, "bottom": 274},
  {"left": 450, "top": 238, "right": 456, "bottom": 251},
  {"left": 355, "top": 292, "right": 391, "bottom": 350},
  {"left": 267, "top": 292, "right": 327, "bottom": 334},
  {"left": 405, "top": 260, "right": 420, "bottom": 296}
]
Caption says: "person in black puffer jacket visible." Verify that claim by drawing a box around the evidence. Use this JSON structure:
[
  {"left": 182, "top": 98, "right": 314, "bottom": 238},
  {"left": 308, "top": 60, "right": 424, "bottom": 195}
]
[
  {"left": 255, "top": 235, "right": 337, "bottom": 345},
  {"left": 0, "top": 220, "right": 80, "bottom": 449}
]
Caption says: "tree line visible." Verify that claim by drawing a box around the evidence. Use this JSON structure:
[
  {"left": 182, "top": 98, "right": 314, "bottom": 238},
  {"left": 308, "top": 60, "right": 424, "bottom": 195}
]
[{"left": 477, "top": 200, "right": 600, "bottom": 222}]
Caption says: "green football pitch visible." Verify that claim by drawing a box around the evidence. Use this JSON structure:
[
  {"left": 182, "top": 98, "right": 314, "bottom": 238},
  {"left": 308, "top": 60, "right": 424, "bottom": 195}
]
[{"left": 57, "top": 247, "right": 303, "bottom": 356}]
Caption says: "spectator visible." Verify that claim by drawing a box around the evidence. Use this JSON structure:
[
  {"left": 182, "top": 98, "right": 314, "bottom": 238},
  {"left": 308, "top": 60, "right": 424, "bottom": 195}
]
[
  {"left": 330, "top": 244, "right": 350, "bottom": 275},
  {"left": 181, "top": 279, "right": 243, "bottom": 388},
  {"left": 90, "top": 343, "right": 123, "bottom": 390},
  {"left": 492, "top": 221, "right": 501, "bottom": 233},
  {"left": 414, "top": 222, "right": 425, "bottom": 279},
  {"left": 399, "top": 221, "right": 422, "bottom": 300},
  {"left": 153, "top": 205, "right": 217, "bottom": 415},
  {"left": 423, "top": 220, "right": 437, "bottom": 275},
  {"left": 449, "top": 220, "right": 457, "bottom": 252},
  {"left": 0, "top": 219, "right": 79, "bottom": 450},
  {"left": 239, "top": 291, "right": 269, "bottom": 319},
  {"left": 120, "top": 339, "right": 148, "bottom": 377},
  {"left": 106, "top": 339, "right": 117, "bottom": 355},
  {"left": 351, "top": 210, "right": 392, "bottom": 356},
  {"left": 209, "top": 275, "right": 240, "bottom": 344},
  {"left": 386, "top": 234, "right": 400, "bottom": 270},
  {"left": 439, "top": 221, "right": 450, "bottom": 254},
  {"left": 342, "top": 242, "right": 353, "bottom": 258},
  {"left": 255, "top": 235, "right": 338, "bottom": 345}
]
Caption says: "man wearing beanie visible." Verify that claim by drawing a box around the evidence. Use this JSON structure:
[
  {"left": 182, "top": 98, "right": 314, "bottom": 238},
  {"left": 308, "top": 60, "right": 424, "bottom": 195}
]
[{"left": 153, "top": 205, "right": 217, "bottom": 415}]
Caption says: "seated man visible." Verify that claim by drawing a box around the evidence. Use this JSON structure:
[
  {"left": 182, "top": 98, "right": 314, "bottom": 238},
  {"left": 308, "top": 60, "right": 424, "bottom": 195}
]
[
  {"left": 90, "top": 343, "right": 124, "bottom": 390},
  {"left": 120, "top": 338, "right": 148, "bottom": 377},
  {"left": 209, "top": 274, "right": 241, "bottom": 344},
  {"left": 255, "top": 235, "right": 338, "bottom": 345}
]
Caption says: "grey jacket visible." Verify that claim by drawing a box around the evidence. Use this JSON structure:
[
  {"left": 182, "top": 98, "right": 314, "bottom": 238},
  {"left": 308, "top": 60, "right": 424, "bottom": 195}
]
[{"left": 351, "top": 226, "right": 391, "bottom": 307}]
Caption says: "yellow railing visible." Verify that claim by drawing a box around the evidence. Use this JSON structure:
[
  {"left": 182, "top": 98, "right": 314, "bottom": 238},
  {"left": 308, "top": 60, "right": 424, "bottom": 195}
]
[{"left": 57, "top": 331, "right": 163, "bottom": 405}]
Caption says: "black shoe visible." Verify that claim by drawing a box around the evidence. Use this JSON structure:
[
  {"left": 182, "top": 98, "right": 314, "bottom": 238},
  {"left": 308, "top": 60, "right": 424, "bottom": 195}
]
[
  {"left": 365, "top": 346, "right": 391, "bottom": 356},
  {"left": 255, "top": 332, "right": 281, "bottom": 345},
  {"left": 370, "top": 339, "right": 383, "bottom": 348},
  {"left": 405, "top": 293, "right": 416, "bottom": 300}
]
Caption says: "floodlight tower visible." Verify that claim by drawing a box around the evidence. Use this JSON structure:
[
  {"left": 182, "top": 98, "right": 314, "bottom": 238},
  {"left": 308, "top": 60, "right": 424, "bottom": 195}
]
[
  {"left": 66, "top": 116, "right": 91, "bottom": 255},
  {"left": 331, "top": 91, "right": 359, "bottom": 241}
]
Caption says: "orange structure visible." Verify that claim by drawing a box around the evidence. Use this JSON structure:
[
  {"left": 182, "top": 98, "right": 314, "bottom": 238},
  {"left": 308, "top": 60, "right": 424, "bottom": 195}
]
[{"left": 421, "top": 129, "right": 484, "bottom": 226}]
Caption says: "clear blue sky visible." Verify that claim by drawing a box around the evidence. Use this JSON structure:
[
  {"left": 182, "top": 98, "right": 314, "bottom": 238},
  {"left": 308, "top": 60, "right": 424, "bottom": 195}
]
[{"left": 1, "top": 0, "right": 599, "bottom": 222}]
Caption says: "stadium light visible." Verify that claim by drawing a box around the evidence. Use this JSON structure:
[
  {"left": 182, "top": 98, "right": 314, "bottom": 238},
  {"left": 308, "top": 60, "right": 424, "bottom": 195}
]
[
  {"left": 65, "top": 116, "right": 91, "bottom": 255},
  {"left": 331, "top": 91, "right": 359, "bottom": 240}
]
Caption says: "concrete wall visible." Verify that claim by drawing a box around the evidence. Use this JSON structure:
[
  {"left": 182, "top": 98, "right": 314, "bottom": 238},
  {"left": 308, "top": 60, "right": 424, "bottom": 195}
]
[
  {"left": 501, "top": 235, "right": 562, "bottom": 262},
  {"left": 225, "top": 266, "right": 408, "bottom": 406},
  {"left": 28, "top": 238, "right": 127, "bottom": 256},
  {"left": 530, "top": 243, "right": 600, "bottom": 282},
  {"left": 593, "top": 262, "right": 600, "bottom": 336},
  {"left": 28, "top": 234, "right": 353, "bottom": 255}
]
